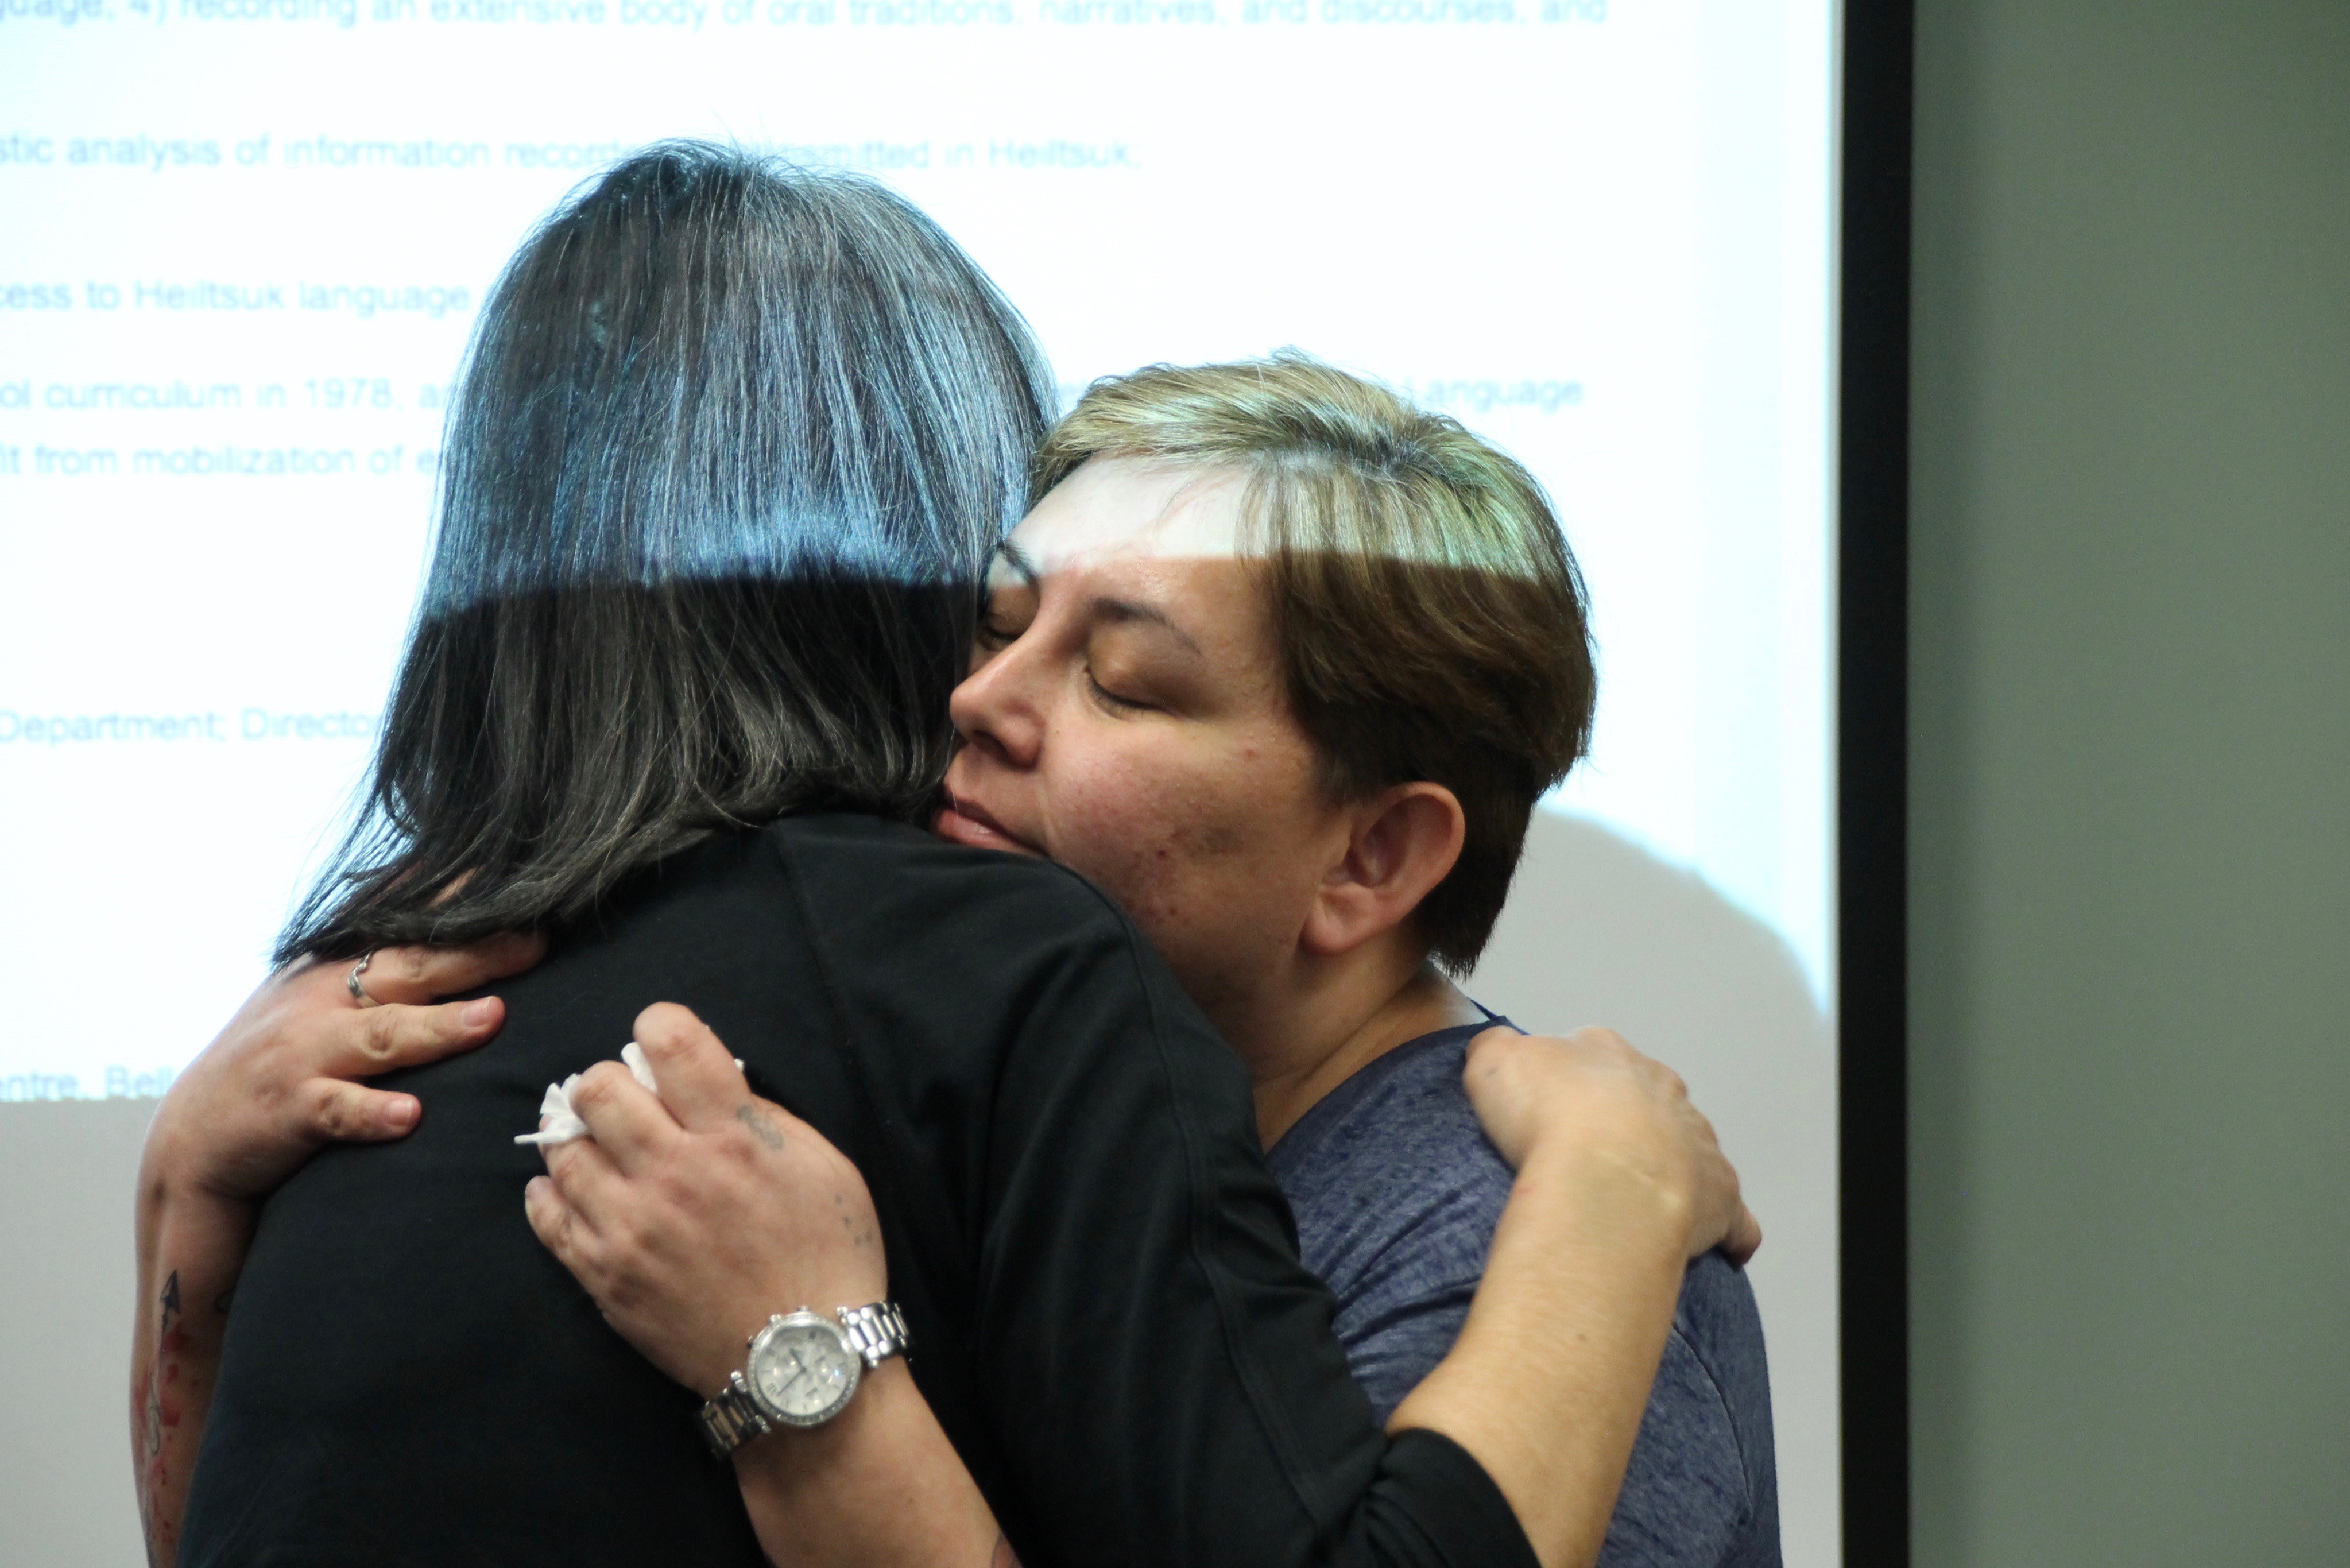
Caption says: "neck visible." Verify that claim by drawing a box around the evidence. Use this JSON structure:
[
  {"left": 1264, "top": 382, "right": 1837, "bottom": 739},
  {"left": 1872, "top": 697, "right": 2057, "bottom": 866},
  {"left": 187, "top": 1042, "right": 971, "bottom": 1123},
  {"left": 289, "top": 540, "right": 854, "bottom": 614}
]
[{"left": 1225, "top": 939, "right": 1484, "bottom": 1148}]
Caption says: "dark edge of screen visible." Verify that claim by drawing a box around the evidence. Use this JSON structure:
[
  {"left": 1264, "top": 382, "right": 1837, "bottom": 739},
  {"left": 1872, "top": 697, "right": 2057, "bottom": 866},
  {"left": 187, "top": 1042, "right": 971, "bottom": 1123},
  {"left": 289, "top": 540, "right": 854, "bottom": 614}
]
[{"left": 1838, "top": 0, "right": 1914, "bottom": 1561}]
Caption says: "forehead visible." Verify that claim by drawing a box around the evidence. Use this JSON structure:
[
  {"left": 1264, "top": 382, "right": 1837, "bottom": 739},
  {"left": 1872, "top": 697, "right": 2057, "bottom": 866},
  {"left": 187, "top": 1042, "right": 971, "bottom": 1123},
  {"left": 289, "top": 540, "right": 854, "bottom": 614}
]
[{"left": 1000, "top": 456, "right": 1253, "bottom": 580}]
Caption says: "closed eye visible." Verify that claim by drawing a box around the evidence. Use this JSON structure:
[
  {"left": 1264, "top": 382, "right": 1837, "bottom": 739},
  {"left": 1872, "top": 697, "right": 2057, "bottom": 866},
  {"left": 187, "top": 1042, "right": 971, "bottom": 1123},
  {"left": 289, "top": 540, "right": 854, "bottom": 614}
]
[
  {"left": 976, "top": 611, "right": 1030, "bottom": 651},
  {"left": 1086, "top": 670, "right": 1157, "bottom": 714}
]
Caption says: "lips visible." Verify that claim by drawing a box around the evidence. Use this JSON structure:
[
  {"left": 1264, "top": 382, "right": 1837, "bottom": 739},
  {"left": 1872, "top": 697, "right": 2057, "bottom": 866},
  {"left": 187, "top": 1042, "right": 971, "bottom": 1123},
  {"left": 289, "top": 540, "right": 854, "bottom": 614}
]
[{"left": 933, "top": 789, "right": 1044, "bottom": 858}]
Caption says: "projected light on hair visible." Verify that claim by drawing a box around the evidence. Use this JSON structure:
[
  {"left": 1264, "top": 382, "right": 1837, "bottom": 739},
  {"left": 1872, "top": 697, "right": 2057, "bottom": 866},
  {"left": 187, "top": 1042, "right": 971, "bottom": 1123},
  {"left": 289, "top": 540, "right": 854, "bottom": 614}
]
[
  {"left": 281, "top": 146, "right": 1055, "bottom": 961},
  {"left": 427, "top": 144, "right": 1050, "bottom": 615}
]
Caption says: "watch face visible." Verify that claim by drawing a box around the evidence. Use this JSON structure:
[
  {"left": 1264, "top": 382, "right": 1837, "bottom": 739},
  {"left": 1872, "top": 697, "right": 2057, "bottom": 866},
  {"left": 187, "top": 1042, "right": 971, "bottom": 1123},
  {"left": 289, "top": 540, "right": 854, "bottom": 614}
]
[{"left": 749, "top": 1315, "right": 860, "bottom": 1427}]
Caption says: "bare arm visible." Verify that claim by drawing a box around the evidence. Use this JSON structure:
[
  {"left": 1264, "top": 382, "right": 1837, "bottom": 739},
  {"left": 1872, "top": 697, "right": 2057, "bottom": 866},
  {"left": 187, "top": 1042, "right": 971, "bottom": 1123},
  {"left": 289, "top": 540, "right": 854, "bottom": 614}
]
[
  {"left": 1391, "top": 1025, "right": 1755, "bottom": 1568},
  {"left": 726, "top": 1365, "right": 1010, "bottom": 1568},
  {"left": 129, "top": 937, "right": 543, "bottom": 1565},
  {"left": 129, "top": 1187, "right": 248, "bottom": 1567},
  {"left": 531, "top": 1010, "right": 1751, "bottom": 1568}
]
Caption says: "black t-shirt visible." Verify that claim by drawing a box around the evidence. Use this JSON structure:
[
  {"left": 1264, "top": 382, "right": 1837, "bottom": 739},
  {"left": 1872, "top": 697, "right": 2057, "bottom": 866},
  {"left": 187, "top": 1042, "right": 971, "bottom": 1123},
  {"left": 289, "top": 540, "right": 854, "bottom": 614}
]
[{"left": 184, "top": 815, "right": 1539, "bottom": 1568}]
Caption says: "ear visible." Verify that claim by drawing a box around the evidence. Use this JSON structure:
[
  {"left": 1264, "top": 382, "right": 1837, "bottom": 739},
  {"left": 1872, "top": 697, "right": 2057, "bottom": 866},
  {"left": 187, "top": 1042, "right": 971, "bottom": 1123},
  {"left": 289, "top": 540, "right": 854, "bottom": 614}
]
[{"left": 1300, "top": 783, "right": 1466, "bottom": 959}]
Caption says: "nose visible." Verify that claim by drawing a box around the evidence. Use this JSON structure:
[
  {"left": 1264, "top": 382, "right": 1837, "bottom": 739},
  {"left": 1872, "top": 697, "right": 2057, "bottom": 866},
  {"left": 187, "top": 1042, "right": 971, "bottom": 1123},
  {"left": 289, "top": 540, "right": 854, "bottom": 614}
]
[{"left": 950, "top": 630, "right": 1045, "bottom": 771}]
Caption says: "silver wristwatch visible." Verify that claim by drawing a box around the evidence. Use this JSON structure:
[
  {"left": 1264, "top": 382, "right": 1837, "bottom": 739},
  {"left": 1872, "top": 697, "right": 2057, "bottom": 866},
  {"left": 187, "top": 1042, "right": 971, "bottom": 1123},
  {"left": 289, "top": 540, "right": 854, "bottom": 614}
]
[{"left": 696, "top": 1302, "right": 912, "bottom": 1457}]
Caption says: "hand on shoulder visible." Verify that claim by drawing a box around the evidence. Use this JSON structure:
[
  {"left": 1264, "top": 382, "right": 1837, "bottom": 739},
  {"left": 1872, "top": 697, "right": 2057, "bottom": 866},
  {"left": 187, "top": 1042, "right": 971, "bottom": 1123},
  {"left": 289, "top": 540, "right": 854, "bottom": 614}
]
[
  {"left": 143, "top": 933, "right": 545, "bottom": 1205},
  {"left": 1462, "top": 1026, "right": 1762, "bottom": 1267}
]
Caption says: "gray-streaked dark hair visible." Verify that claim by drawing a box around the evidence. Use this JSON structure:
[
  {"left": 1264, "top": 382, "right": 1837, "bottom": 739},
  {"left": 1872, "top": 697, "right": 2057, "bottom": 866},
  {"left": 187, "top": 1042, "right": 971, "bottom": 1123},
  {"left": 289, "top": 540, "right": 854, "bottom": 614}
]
[{"left": 278, "top": 142, "right": 1053, "bottom": 962}]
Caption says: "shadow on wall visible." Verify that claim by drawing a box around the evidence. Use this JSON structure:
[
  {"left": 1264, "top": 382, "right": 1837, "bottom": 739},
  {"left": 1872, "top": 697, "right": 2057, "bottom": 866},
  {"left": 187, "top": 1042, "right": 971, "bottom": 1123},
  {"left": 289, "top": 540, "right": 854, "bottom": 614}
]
[{"left": 1467, "top": 808, "right": 1841, "bottom": 1568}]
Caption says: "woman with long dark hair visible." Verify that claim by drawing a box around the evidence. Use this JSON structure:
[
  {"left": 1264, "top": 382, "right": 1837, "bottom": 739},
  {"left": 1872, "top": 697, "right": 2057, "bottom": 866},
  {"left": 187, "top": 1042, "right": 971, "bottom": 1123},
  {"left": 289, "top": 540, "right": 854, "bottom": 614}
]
[{"left": 134, "top": 143, "right": 1748, "bottom": 1568}]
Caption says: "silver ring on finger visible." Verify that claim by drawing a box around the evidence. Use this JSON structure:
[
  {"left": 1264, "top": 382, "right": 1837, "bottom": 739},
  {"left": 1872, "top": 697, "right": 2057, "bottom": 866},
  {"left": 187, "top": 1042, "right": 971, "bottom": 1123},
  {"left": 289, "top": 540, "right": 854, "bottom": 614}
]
[{"left": 348, "top": 951, "right": 382, "bottom": 1008}]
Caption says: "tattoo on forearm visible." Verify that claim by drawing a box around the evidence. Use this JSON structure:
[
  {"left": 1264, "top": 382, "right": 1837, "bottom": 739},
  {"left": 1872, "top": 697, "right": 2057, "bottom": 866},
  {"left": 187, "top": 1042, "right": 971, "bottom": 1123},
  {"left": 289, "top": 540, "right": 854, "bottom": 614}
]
[
  {"left": 144, "top": 1271, "right": 181, "bottom": 1459},
  {"left": 137, "top": 1270, "right": 189, "bottom": 1566},
  {"left": 834, "top": 1192, "right": 877, "bottom": 1249},
  {"left": 735, "top": 1103, "right": 787, "bottom": 1152}
]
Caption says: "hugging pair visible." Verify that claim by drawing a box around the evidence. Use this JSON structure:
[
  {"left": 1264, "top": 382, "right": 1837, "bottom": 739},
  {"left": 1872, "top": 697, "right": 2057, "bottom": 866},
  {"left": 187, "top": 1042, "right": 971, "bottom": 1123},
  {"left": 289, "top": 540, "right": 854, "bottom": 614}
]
[{"left": 136, "top": 142, "right": 1777, "bottom": 1568}]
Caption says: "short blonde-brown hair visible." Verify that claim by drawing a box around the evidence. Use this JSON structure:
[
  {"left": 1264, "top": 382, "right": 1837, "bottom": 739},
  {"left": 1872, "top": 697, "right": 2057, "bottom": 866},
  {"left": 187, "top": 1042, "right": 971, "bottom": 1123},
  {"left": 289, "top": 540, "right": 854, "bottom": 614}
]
[{"left": 1036, "top": 353, "right": 1594, "bottom": 971}]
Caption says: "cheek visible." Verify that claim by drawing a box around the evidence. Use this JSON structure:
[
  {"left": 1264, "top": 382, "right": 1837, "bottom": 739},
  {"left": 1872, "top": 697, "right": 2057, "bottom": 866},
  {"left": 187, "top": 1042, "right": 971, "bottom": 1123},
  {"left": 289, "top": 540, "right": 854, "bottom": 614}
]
[
  {"left": 1046, "top": 765, "right": 1209, "bottom": 922},
  {"left": 1042, "top": 742, "right": 1315, "bottom": 946},
  {"left": 1052, "top": 766, "right": 1212, "bottom": 903}
]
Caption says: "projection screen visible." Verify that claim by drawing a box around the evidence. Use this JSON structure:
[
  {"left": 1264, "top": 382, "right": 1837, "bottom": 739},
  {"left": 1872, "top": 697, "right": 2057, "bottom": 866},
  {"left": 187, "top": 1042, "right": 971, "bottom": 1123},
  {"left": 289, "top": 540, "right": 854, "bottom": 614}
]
[{"left": 1, "top": 0, "right": 1842, "bottom": 1557}]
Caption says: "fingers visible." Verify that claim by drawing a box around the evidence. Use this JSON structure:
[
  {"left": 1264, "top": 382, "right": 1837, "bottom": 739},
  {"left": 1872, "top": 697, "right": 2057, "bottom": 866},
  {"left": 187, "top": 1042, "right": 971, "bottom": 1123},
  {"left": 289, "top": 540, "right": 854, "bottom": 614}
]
[
  {"left": 630, "top": 1003, "right": 752, "bottom": 1132},
  {"left": 1569, "top": 1025, "right": 1647, "bottom": 1079},
  {"left": 1721, "top": 1203, "right": 1764, "bottom": 1268},
  {"left": 525, "top": 1174, "right": 602, "bottom": 1281},
  {"left": 540, "top": 1133, "right": 627, "bottom": 1228},
  {"left": 567, "top": 1059, "right": 684, "bottom": 1175},
  {"left": 1464, "top": 1024, "right": 1520, "bottom": 1068},
  {"left": 331, "top": 997, "right": 508, "bottom": 1081},
  {"left": 524, "top": 1174, "right": 571, "bottom": 1252},
  {"left": 354, "top": 932, "right": 551, "bottom": 1006},
  {"left": 296, "top": 1078, "right": 424, "bottom": 1142}
]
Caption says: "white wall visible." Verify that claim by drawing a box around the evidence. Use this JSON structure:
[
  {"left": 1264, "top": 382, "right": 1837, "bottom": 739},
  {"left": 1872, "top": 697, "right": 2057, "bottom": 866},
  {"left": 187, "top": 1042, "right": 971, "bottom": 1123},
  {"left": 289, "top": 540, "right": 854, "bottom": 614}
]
[{"left": 0, "top": 1102, "right": 152, "bottom": 1565}]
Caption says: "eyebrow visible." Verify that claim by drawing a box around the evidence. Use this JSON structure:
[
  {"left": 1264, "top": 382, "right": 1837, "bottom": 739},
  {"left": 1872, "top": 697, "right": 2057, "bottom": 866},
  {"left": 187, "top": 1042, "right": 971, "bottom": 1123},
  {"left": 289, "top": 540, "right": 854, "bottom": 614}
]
[
  {"left": 993, "top": 539, "right": 1203, "bottom": 655},
  {"left": 1093, "top": 596, "right": 1203, "bottom": 655},
  {"left": 992, "top": 540, "right": 1040, "bottom": 587}
]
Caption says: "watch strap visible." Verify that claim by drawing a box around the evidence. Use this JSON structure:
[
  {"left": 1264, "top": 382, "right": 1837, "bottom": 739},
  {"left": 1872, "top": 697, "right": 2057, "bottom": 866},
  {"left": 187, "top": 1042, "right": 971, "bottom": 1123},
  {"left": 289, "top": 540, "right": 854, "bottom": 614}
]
[
  {"left": 836, "top": 1300, "right": 912, "bottom": 1369},
  {"left": 697, "top": 1369, "right": 775, "bottom": 1459},
  {"left": 695, "top": 1302, "right": 909, "bottom": 1459}
]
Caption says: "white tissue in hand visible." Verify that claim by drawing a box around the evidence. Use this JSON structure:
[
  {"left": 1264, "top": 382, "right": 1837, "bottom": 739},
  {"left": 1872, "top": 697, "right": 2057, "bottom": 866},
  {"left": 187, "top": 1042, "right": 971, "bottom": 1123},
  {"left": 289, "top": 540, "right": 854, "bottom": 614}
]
[
  {"left": 514, "top": 1041, "right": 744, "bottom": 1147},
  {"left": 514, "top": 1042, "right": 657, "bottom": 1147}
]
